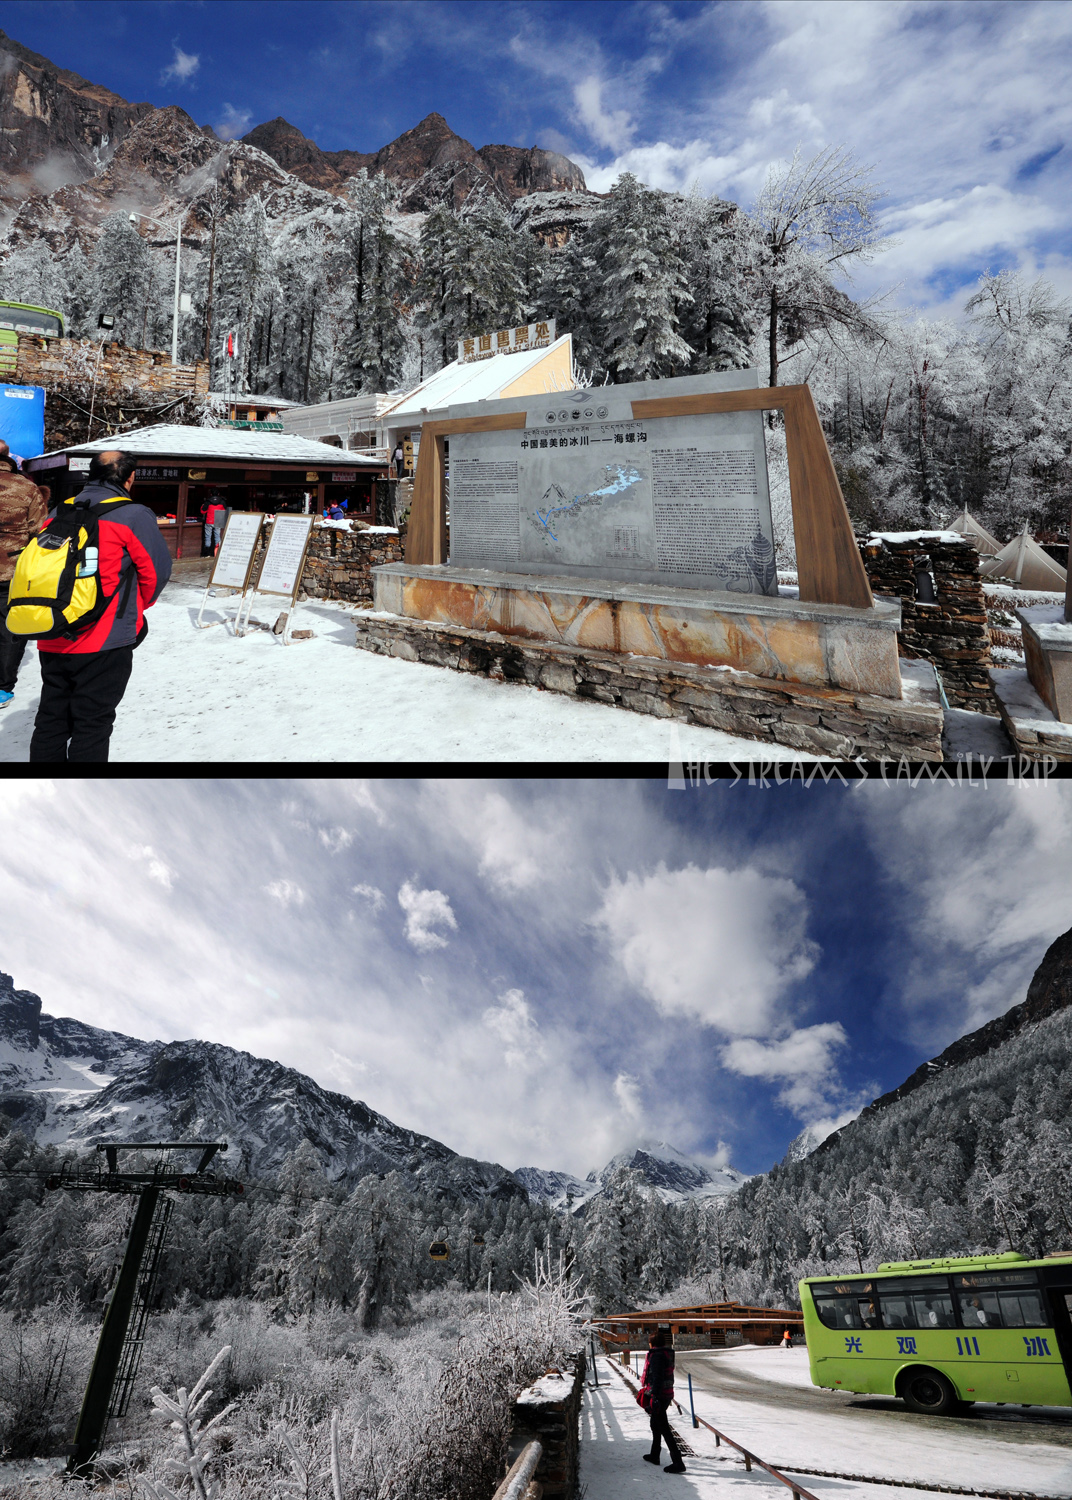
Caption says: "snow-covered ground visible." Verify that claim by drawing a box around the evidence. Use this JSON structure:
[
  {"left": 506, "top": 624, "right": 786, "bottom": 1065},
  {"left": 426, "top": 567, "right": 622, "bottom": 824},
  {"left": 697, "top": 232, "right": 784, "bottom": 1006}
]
[
  {"left": 581, "top": 1348, "right": 1072, "bottom": 1500},
  {"left": 0, "top": 571, "right": 830, "bottom": 764}
]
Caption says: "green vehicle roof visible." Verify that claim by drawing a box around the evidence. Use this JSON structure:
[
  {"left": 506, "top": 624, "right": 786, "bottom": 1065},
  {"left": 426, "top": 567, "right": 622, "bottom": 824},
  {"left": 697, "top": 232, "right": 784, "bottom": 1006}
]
[
  {"left": 0, "top": 301, "right": 63, "bottom": 316},
  {"left": 802, "top": 1250, "right": 1072, "bottom": 1285}
]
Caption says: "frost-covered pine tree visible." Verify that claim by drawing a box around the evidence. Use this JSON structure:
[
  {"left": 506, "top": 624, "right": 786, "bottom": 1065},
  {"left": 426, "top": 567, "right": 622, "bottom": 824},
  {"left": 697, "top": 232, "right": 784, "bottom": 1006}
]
[
  {"left": 208, "top": 196, "right": 278, "bottom": 394},
  {"left": 578, "top": 1167, "right": 648, "bottom": 1311},
  {"left": 337, "top": 171, "right": 406, "bottom": 395},
  {"left": 674, "top": 195, "right": 760, "bottom": 372},
  {"left": 89, "top": 211, "right": 154, "bottom": 346},
  {"left": 583, "top": 173, "right": 693, "bottom": 382}
]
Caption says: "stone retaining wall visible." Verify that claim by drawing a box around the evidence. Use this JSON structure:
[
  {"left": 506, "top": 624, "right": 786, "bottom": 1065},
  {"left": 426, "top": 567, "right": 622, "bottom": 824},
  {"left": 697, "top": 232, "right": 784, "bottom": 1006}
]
[
  {"left": 16, "top": 333, "right": 209, "bottom": 396},
  {"left": 352, "top": 611, "right": 945, "bottom": 761},
  {"left": 250, "top": 520, "right": 403, "bottom": 605},
  {"left": 506, "top": 1355, "right": 585, "bottom": 1500},
  {"left": 860, "top": 534, "right": 995, "bottom": 712}
]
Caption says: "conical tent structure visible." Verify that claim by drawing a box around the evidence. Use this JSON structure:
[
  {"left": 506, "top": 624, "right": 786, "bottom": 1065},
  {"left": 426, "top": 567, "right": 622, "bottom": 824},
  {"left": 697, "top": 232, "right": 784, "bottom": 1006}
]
[
  {"left": 979, "top": 526, "right": 1068, "bottom": 590},
  {"left": 946, "top": 507, "right": 1002, "bottom": 556}
]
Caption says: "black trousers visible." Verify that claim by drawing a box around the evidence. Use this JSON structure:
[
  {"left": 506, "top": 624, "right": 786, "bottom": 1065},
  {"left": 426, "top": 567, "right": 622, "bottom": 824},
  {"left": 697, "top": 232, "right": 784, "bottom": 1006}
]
[
  {"left": 0, "top": 581, "right": 29, "bottom": 694},
  {"left": 29, "top": 646, "right": 133, "bottom": 762},
  {"left": 649, "top": 1400, "right": 681, "bottom": 1463}
]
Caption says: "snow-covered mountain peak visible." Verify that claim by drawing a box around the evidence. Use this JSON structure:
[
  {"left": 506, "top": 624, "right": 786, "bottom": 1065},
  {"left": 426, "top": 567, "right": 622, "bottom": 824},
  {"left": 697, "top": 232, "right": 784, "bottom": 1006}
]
[
  {"left": 0, "top": 970, "right": 523, "bottom": 1201},
  {"left": 515, "top": 1138, "right": 749, "bottom": 1211}
]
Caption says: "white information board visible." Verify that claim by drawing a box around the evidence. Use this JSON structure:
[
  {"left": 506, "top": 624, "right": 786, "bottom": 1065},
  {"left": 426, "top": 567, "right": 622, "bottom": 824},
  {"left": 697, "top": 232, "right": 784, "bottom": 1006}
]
[
  {"left": 256, "top": 514, "right": 314, "bottom": 597},
  {"left": 209, "top": 512, "right": 263, "bottom": 590}
]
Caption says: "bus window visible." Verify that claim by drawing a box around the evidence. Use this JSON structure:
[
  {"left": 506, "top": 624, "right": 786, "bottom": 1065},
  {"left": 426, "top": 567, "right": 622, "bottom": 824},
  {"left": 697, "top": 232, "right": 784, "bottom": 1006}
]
[
  {"left": 954, "top": 1271, "right": 1039, "bottom": 1289},
  {"left": 880, "top": 1289, "right": 956, "bottom": 1329},
  {"left": 956, "top": 1289, "right": 1046, "bottom": 1328},
  {"left": 812, "top": 1294, "right": 871, "bottom": 1330}
]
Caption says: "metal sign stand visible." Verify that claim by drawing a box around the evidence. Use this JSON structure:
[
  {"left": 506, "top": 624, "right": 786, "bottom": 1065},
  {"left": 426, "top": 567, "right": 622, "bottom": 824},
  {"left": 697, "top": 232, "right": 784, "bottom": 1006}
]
[
  {"left": 196, "top": 511, "right": 264, "bottom": 630},
  {"left": 50, "top": 1142, "right": 243, "bottom": 1479},
  {"left": 236, "top": 513, "right": 315, "bottom": 645}
]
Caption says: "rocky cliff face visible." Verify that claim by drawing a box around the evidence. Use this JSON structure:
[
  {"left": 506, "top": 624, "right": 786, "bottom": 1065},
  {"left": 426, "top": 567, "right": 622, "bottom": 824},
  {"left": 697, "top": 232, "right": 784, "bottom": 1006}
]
[
  {"left": 0, "top": 29, "right": 153, "bottom": 215},
  {"left": 243, "top": 112, "right": 588, "bottom": 209},
  {"left": 0, "top": 29, "right": 595, "bottom": 253},
  {"left": 0, "top": 970, "right": 524, "bottom": 1200}
]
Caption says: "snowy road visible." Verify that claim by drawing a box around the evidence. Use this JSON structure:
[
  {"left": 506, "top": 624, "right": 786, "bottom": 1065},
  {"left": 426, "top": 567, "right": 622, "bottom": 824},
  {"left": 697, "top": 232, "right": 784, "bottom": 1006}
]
[
  {"left": 580, "top": 1350, "right": 1072, "bottom": 1500},
  {"left": 0, "top": 573, "right": 829, "bottom": 764}
]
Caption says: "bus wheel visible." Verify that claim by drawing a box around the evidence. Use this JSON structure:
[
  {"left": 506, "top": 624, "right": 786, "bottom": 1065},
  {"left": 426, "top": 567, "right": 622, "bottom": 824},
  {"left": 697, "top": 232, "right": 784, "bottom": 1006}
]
[{"left": 901, "top": 1369, "right": 958, "bottom": 1416}]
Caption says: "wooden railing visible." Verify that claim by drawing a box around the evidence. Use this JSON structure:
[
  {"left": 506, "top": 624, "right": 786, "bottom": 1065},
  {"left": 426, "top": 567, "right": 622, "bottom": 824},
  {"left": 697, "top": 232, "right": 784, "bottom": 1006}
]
[{"left": 490, "top": 1439, "right": 543, "bottom": 1500}]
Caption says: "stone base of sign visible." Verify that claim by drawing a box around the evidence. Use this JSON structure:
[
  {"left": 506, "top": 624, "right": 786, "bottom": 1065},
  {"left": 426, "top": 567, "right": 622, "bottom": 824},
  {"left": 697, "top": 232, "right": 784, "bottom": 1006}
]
[
  {"left": 352, "top": 609, "right": 944, "bottom": 761},
  {"left": 1015, "top": 605, "right": 1072, "bottom": 722},
  {"left": 990, "top": 667, "right": 1072, "bottom": 761},
  {"left": 371, "top": 563, "right": 903, "bottom": 697}
]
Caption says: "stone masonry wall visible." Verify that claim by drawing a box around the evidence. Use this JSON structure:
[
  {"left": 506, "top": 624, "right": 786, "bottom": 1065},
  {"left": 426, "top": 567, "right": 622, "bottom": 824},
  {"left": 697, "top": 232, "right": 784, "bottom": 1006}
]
[
  {"left": 251, "top": 520, "right": 403, "bottom": 605},
  {"left": 859, "top": 533, "right": 995, "bottom": 712},
  {"left": 16, "top": 332, "right": 209, "bottom": 397},
  {"left": 353, "top": 611, "right": 945, "bottom": 761},
  {"left": 506, "top": 1355, "right": 585, "bottom": 1500}
]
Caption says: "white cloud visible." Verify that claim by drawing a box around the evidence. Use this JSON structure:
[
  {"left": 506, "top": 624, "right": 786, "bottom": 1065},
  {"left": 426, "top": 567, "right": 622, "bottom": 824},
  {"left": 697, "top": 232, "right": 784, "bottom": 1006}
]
[
  {"left": 133, "top": 846, "right": 174, "bottom": 890},
  {"left": 263, "top": 880, "right": 306, "bottom": 907},
  {"left": 483, "top": 988, "right": 544, "bottom": 1068},
  {"left": 351, "top": 882, "right": 386, "bottom": 912},
  {"left": 572, "top": 76, "right": 634, "bottom": 153},
  {"left": 317, "top": 827, "right": 353, "bottom": 853},
  {"left": 348, "top": 781, "right": 387, "bottom": 825},
  {"left": 161, "top": 45, "right": 200, "bottom": 85},
  {"left": 595, "top": 863, "right": 818, "bottom": 1037},
  {"left": 613, "top": 1070, "right": 642, "bottom": 1120},
  {"left": 854, "top": 784, "right": 1072, "bottom": 1044},
  {"left": 721, "top": 1022, "right": 847, "bottom": 1114},
  {"left": 215, "top": 104, "right": 252, "bottom": 142},
  {"left": 397, "top": 879, "right": 457, "bottom": 951},
  {"left": 425, "top": 783, "right": 557, "bottom": 893}
]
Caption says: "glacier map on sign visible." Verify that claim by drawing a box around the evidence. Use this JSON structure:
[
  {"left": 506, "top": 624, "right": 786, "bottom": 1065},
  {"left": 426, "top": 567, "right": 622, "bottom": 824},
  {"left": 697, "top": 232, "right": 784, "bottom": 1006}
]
[{"left": 527, "top": 463, "right": 644, "bottom": 544}]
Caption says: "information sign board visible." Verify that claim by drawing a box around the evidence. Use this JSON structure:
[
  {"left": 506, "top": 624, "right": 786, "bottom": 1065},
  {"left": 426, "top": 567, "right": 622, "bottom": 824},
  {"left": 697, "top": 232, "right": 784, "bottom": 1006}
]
[
  {"left": 255, "top": 513, "right": 313, "bottom": 597},
  {"left": 210, "top": 511, "right": 262, "bottom": 591},
  {"left": 448, "top": 390, "right": 777, "bottom": 594}
]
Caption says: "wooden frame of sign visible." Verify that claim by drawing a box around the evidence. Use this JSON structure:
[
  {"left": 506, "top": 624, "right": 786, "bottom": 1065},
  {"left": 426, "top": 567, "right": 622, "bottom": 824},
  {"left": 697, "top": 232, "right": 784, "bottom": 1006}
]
[
  {"left": 195, "top": 511, "right": 264, "bottom": 629},
  {"left": 236, "top": 513, "right": 316, "bottom": 645},
  {"left": 406, "top": 385, "right": 873, "bottom": 609}
]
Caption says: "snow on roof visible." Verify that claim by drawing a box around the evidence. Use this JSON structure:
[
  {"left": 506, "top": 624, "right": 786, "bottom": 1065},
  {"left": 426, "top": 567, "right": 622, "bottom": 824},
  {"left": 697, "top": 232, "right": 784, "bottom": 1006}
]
[
  {"left": 58, "top": 424, "right": 384, "bottom": 465},
  {"left": 869, "top": 530, "right": 967, "bottom": 545},
  {"left": 207, "top": 392, "right": 305, "bottom": 409},
  {"left": 385, "top": 334, "right": 573, "bottom": 423}
]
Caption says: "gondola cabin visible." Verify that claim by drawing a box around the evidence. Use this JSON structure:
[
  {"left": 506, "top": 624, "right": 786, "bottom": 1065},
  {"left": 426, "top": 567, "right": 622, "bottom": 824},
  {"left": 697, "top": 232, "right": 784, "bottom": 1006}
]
[{"left": 429, "top": 1240, "right": 449, "bottom": 1261}]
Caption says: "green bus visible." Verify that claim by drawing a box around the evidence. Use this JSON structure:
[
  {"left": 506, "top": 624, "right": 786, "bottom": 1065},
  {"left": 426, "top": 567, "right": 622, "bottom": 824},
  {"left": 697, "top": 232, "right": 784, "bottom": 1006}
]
[
  {"left": 0, "top": 301, "right": 64, "bottom": 376},
  {"left": 800, "top": 1252, "right": 1072, "bottom": 1415}
]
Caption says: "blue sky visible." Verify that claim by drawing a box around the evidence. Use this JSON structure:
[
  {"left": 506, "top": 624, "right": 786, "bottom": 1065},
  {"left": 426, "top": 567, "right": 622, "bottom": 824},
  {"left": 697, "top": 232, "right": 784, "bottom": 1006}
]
[
  {"left": 2, "top": 780, "right": 1070, "bottom": 1180},
  {"left": 4, "top": 0, "right": 1072, "bottom": 317}
]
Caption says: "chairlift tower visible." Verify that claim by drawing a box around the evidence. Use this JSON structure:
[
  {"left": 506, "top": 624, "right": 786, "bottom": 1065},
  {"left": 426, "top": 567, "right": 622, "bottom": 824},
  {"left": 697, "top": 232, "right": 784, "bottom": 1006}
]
[{"left": 47, "top": 1141, "right": 244, "bottom": 1477}]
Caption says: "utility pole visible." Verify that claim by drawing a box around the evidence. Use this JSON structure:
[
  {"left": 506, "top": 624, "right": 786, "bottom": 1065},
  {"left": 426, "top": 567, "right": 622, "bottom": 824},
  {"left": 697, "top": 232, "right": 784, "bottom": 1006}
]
[{"left": 49, "top": 1141, "right": 243, "bottom": 1479}]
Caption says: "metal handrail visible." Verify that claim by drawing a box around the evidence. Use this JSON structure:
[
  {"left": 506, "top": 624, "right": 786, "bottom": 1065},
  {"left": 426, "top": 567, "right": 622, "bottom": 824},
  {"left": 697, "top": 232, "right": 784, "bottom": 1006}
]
[
  {"left": 605, "top": 1358, "right": 821, "bottom": 1500},
  {"left": 490, "top": 1439, "right": 543, "bottom": 1500}
]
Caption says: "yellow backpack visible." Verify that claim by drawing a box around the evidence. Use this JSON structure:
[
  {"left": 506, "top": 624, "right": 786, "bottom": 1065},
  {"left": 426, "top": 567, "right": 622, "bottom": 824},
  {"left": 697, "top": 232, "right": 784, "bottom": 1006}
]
[{"left": 6, "top": 497, "right": 135, "bottom": 640}]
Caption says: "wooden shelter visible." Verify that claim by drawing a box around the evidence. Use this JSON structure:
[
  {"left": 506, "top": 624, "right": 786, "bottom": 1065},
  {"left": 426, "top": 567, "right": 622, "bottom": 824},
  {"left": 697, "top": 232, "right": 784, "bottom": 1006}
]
[
  {"left": 591, "top": 1300, "right": 805, "bottom": 1350},
  {"left": 24, "top": 424, "right": 388, "bottom": 560}
]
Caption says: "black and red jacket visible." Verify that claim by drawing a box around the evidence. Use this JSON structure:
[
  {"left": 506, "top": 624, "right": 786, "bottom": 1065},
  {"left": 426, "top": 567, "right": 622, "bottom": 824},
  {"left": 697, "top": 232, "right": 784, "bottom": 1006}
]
[
  {"left": 640, "top": 1346, "right": 675, "bottom": 1405},
  {"left": 37, "top": 482, "right": 173, "bottom": 655}
]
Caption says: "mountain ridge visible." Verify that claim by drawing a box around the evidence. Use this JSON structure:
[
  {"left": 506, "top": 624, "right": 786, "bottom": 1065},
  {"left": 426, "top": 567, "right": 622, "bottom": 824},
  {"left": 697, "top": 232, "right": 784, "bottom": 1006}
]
[
  {"left": 0, "top": 971, "right": 524, "bottom": 1200},
  {"left": 0, "top": 30, "right": 591, "bottom": 236}
]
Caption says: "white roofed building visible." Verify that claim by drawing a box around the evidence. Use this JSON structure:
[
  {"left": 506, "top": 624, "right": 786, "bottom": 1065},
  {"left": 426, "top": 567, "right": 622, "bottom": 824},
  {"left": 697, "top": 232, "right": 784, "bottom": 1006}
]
[
  {"left": 25, "top": 424, "right": 389, "bottom": 559},
  {"left": 281, "top": 330, "right": 575, "bottom": 472}
]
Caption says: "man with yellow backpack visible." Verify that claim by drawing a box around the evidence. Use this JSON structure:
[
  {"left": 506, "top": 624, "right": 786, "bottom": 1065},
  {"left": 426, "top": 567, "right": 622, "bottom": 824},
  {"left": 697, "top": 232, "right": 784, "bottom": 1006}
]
[{"left": 6, "top": 449, "right": 172, "bottom": 761}]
